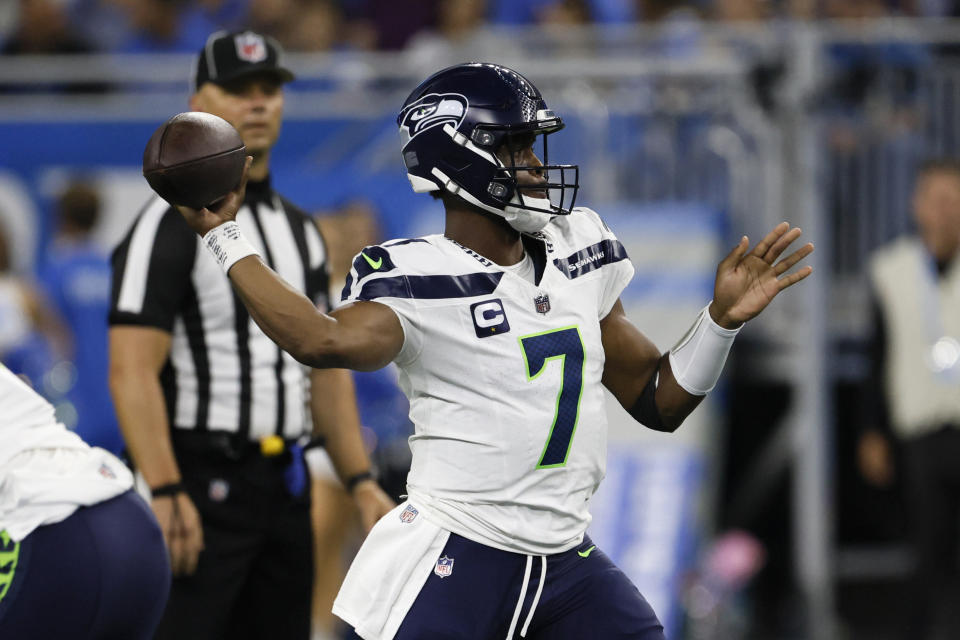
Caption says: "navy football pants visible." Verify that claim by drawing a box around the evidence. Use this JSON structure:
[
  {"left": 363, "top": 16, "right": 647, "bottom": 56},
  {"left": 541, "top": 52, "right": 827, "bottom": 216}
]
[
  {"left": 392, "top": 533, "right": 665, "bottom": 640},
  {"left": 0, "top": 490, "right": 170, "bottom": 639}
]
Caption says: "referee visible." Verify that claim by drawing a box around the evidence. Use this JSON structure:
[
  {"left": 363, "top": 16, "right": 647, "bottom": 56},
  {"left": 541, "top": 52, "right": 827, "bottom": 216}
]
[{"left": 108, "top": 30, "right": 394, "bottom": 640}]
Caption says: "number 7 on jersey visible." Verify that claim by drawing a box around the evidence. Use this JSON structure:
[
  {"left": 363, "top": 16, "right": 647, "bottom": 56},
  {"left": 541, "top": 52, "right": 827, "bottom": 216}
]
[{"left": 519, "top": 326, "right": 586, "bottom": 468}]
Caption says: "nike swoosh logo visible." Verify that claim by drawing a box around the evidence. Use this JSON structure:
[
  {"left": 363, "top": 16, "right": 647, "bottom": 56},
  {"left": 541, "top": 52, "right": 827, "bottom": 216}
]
[
  {"left": 577, "top": 545, "right": 596, "bottom": 558},
  {"left": 362, "top": 253, "right": 383, "bottom": 270}
]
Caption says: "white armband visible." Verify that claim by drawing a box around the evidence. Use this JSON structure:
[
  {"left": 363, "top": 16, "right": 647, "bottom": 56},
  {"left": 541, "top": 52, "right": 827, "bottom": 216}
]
[
  {"left": 668, "top": 303, "right": 741, "bottom": 396},
  {"left": 202, "top": 221, "right": 260, "bottom": 275}
]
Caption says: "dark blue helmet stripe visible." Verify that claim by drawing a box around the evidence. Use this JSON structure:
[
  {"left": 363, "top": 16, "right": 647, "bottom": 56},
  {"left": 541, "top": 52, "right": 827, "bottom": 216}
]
[
  {"left": 354, "top": 272, "right": 504, "bottom": 301},
  {"left": 554, "top": 239, "right": 629, "bottom": 279}
]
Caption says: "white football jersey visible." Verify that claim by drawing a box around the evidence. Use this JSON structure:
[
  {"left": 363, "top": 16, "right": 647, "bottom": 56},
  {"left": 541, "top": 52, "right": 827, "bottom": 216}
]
[
  {"left": 0, "top": 364, "right": 133, "bottom": 540},
  {"left": 342, "top": 207, "right": 634, "bottom": 554}
]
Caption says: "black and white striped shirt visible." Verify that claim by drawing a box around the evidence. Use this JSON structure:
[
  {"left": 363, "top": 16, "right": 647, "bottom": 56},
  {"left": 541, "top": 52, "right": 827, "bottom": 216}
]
[{"left": 109, "top": 178, "right": 329, "bottom": 442}]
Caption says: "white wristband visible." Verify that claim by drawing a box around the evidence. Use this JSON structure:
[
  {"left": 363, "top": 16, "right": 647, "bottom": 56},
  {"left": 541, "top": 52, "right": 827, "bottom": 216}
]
[
  {"left": 668, "top": 302, "right": 741, "bottom": 396},
  {"left": 202, "top": 221, "right": 259, "bottom": 275}
]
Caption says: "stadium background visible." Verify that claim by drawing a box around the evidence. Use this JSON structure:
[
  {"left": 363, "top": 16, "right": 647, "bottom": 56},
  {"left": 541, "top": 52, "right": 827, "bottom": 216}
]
[{"left": 1, "top": 0, "right": 957, "bottom": 638}]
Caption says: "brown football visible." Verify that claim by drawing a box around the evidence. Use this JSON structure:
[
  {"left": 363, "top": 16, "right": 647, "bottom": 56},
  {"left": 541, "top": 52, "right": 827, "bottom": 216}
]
[{"left": 142, "top": 112, "right": 247, "bottom": 209}]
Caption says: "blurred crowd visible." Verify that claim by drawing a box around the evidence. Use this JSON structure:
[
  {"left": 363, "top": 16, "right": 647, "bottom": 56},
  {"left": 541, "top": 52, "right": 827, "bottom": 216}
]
[{"left": 2, "top": 0, "right": 960, "bottom": 60}]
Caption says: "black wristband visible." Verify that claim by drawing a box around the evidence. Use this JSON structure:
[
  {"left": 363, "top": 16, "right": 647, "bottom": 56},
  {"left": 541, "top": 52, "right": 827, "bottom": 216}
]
[
  {"left": 345, "top": 471, "right": 374, "bottom": 492},
  {"left": 303, "top": 435, "right": 326, "bottom": 451},
  {"left": 151, "top": 482, "right": 186, "bottom": 498}
]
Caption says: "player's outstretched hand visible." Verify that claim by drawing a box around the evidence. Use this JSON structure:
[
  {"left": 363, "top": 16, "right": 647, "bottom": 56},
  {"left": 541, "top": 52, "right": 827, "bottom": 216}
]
[
  {"left": 175, "top": 155, "right": 252, "bottom": 237},
  {"left": 709, "top": 222, "right": 814, "bottom": 328},
  {"left": 352, "top": 480, "right": 396, "bottom": 533}
]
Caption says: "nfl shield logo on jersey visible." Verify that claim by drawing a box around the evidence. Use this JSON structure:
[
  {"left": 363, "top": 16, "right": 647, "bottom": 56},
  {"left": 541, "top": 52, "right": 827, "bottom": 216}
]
[
  {"left": 534, "top": 293, "right": 551, "bottom": 314},
  {"left": 399, "top": 504, "right": 419, "bottom": 524},
  {"left": 235, "top": 32, "right": 267, "bottom": 63},
  {"left": 434, "top": 555, "right": 454, "bottom": 578}
]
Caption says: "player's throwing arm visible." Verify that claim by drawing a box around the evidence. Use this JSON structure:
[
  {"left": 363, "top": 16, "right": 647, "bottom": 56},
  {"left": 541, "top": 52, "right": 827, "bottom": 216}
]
[{"left": 174, "top": 157, "right": 406, "bottom": 372}]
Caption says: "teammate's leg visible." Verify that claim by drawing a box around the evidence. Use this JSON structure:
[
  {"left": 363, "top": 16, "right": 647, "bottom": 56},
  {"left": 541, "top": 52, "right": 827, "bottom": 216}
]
[
  {"left": 0, "top": 508, "right": 99, "bottom": 639},
  {"left": 529, "top": 537, "right": 665, "bottom": 640},
  {"left": 0, "top": 490, "right": 171, "bottom": 640},
  {"left": 82, "top": 491, "right": 171, "bottom": 639}
]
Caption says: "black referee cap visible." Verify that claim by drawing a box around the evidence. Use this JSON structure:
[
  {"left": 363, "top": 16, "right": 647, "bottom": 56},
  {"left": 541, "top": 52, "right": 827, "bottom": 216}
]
[{"left": 194, "top": 30, "right": 295, "bottom": 91}]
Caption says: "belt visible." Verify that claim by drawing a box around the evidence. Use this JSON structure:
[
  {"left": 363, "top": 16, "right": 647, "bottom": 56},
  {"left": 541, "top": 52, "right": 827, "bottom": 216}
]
[{"left": 171, "top": 431, "right": 325, "bottom": 461}]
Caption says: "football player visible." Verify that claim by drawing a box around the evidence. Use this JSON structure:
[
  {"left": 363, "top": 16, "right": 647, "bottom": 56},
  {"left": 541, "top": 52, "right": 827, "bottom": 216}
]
[
  {"left": 175, "top": 63, "right": 813, "bottom": 639},
  {"left": 0, "top": 363, "right": 170, "bottom": 638}
]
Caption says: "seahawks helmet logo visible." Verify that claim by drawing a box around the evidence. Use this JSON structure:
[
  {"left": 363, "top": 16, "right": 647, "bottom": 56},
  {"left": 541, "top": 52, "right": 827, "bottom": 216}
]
[{"left": 401, "top": 93, "right": 468, "bottom": 139}]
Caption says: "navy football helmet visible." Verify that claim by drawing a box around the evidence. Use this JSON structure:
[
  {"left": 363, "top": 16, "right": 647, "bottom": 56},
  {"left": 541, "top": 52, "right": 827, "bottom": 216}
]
[{"left": 398, "top": 63, "right": 579, "bottom": 226}]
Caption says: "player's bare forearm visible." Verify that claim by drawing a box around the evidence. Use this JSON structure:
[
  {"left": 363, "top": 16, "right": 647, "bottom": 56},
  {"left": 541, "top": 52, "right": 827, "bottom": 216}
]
[
  {"left": 108, "top": 327, "right": 182, "bottom": 486},
  {"left": 228, "top": 255, "right": 338, "bottom": 364},
  {"left": 600, "top": 301, "right": 702, "bottom": 432},
  {"left": 175, "top": 159, "right": 402, "bottom": 371},
  {"left": 227, "top": 256, "right": 402, "bottom": 370}
]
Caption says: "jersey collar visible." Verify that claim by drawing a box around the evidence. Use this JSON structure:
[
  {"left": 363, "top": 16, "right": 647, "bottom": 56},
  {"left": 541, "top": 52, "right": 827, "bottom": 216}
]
[
  {"left": 520, "top": 233, "right": 548, "bottom": 286},
  {"left": 443, "top": 233, "right": 550, "bottom": 288}
]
